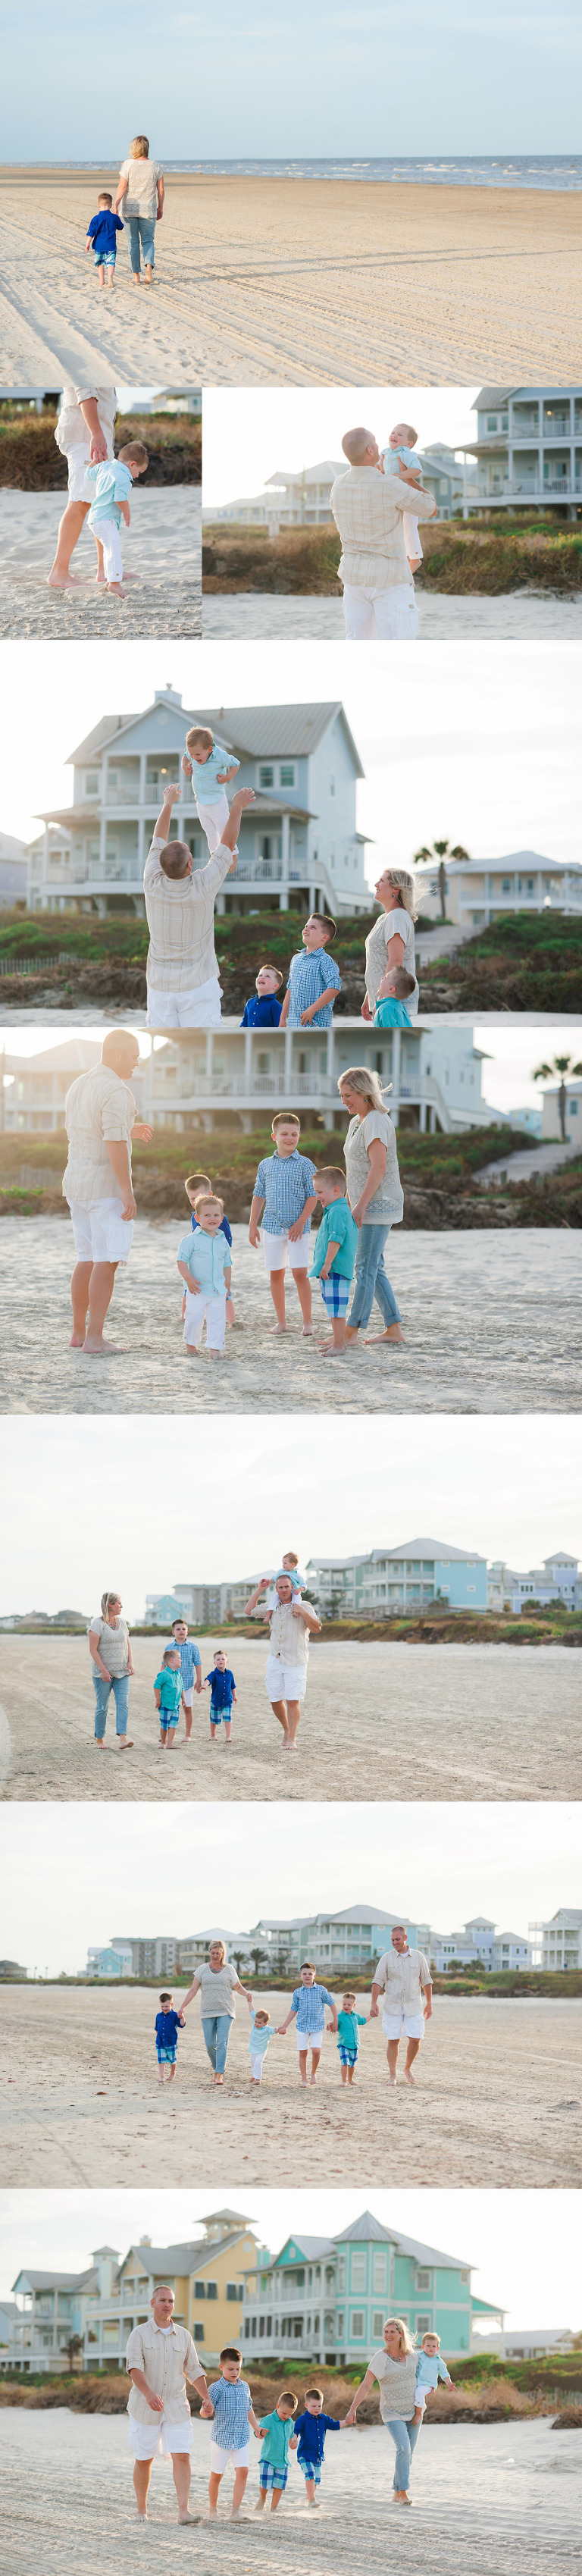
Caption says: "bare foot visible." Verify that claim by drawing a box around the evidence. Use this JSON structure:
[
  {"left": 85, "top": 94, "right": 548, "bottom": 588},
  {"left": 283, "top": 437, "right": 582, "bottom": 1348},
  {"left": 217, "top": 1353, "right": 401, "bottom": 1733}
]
[
  {"left": 268, "top": 1323, "right": 287, "bottom": 1334},
  {"left": 107, "top": 582, "right": 126, "bottom": 596},
  {"left": 364, "top": 1326, "right": 405, "bottom": 1344},
  {"left": 81, "top": 1337, "right": 127, "bottom": 1356},
  {"left": 177, "top": 2513, "right": 203, "bottom": 2525},
  {"left": 319, "top": 1343, "right": 346, "bottom": 1358},
  {"left": 119, "top": 1740, "right": 134, "bottom": 1751},
  {"left": 404, "top": 2069, "right": 416, "bottom": 2086},
  {"left": 185, "top": 1345, "right": 199, "bottom": 1356},
  {"left": 301, "top": 1324, "right": 314, "bottom": 1336},
  {"left": 47, "top": 571, "right": 77, "bottom": 588},
  {"left": 69, "top": 1330, "right": 86, "bottom": 1347}
]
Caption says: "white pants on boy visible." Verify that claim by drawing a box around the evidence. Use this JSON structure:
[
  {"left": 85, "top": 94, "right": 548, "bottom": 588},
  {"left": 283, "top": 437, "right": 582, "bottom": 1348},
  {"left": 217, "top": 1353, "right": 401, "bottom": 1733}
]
[
  {"left": 183, "top": 1288, "right": 227, "bottom": 1351},
  {"left": 196, "top": 793, "right": 238, "bottom": 856},
  {"left": 250, "top": 2054, "right": 265, "bottom": 2082},
  {"left": 93, "top": 517, "right": 124, "bottom": 584},
  {"left": 146, "top": 972, "right": 223, "bottom": 1029}
]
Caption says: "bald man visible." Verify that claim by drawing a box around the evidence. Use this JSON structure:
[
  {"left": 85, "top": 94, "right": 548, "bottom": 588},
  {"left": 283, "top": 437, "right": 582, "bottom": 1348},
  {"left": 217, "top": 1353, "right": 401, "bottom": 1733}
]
[
  {"left": 62, "top": 1030, "right": 152, "bottom": 1355},
  {"left": 330, "top": 426, "right": 436, "bottom": 640}
]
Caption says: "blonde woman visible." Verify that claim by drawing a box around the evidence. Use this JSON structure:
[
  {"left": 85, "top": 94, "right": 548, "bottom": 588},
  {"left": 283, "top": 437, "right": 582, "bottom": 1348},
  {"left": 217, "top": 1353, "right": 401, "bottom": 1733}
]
[
  {"left": 338, "top": 1067, "right": 404, "bottom": 1346},
  {"left": 114, "top": 137, "right": 164, "bottom": 284},
  {"left": 364, "top": 868, "right": 419, "bottom": 1023},
  {"left": 88, "top": 1592, "right": 134, "bottom": 1750},
  {"left": 181, "top": 1941, "right": 253, "bottom": 2086},
  {"left": 343, "top": 2317, "right": 421, "bottom": 2503}
]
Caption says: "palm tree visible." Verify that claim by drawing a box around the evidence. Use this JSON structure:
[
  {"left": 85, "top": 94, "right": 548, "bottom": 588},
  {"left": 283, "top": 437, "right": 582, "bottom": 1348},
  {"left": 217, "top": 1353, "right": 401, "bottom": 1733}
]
[
  {"left": 63, "top": 2333, "right": 83, "bottom": 2373},
  {"left": 532, "top": 1052, "right": 582, "bottom": 1142},
  {"left": 414, "top": 839, "right": 470, "bottom": 923}
]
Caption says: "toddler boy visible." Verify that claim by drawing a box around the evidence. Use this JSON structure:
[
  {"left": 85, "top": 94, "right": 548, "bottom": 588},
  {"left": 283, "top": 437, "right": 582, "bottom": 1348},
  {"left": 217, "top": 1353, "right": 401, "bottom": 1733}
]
[
  {"left": 85, "top": 441, "right": 149, "bottom": 594},
  {"left": 279, "top": 915, "right": 342, "bottom": 1030},
  {"left": 310, "top": 1167, "right": 357, "bottom": 1356},
  {"left": 255, "top": 2393, "right": 298, "bottom": 2510},
  {"left": 201, "top": 2347, "right": 260, "bottom": 2518},
  {"left": 155, "top": 1988, "right": 185, "bottom": 2084},
  {"left": 249, "top": 1113, "right": 317, "bottom": 1336},
  {"left": 249, "top": 2008, "right": 272, "bottom": 2083},
  {"left": 85, "top": 191, "right": 124, "bottom": 288},
  {"left": 204, "top": 1650, "right": 236, "bottom": 1740},
  {"left": 333, "top": 1990, "right": 367, "bottom": 2085},
  {"left": 245, "top": 1550, "right": 306, "bottom": 1616},
  {"left": 374, "top": 965, "right": 415, "bottom": 1027},
  {"left": 182, "top": 726, "right": 241, "bottom": 856},
  {"left": 154, "top": 1647, "right": 184, "bottom": 1750},
  {"left": 291, "top": 2389, "right": 344, "bottom": 2505},
  {"left": 184, "top": 1171, "right": 235, "bottom": 1325},
  {"left": 379, "top": 420, "right": 424, "bottom": 569},
  {"left": 240, "top": 965, "right": 283, "bottom": 1027},
  {"left": 412, "top": 2331, "right": 454, "bottom": 2422},
  {"left": 177, "top": 1194, "right": 231, "bottom": 1357}
]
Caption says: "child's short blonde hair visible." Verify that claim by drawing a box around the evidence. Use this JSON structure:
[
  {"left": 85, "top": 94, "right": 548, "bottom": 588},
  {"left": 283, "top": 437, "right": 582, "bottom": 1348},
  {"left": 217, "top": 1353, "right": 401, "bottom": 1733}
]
[
  {"left": 254, "top": 2010, "right": 270, "bottom": 2026},
  {"left": 314, "top": 1166, "right": 346, "bottom": 1192},
  {"left": 390, "top": 967, "right": 415, "bottom": 998},
  {"left": 185, "top": 1171, "right": 211, "bottom": 1197},
  {"left": 421, "top": 2330, "right": 440, "bottom": 2347},
  {"left": 277, "top": 2392, "right": 298, "bottom": 2412},
  {"left": 98, "top": 192, "right": 113, "bottom": 207},
  {"left": 118, "top": 441, "right": 148, "bottom": 467},
  {"left": 271, "top": 1110, "right": 300, "bottom": 1133},
  {"left": 193, "top": 1192, "right": 224, "bottom": 1215},
  {"left": 393, "top": 421, "right": 418, "bottom": 445},
  {"left": 283, "top": 1551, "right": 299, "bottom": 1565},
  {"left": 186, "top": 724, "right": 214, "bottom": 753}
]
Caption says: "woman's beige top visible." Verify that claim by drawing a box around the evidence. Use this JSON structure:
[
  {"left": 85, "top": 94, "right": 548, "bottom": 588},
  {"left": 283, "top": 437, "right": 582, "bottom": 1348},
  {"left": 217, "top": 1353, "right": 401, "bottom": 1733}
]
[
  {"left": 119, "top": 157, "right": 163, "bottom": 217},
  {"left": 88, "top": 1615, "right": 130, "bottom": 1677},
  {"left": 343, "top": 1111, "right": 403, "bottom": 1227},
  {"left": 143, "top": 835, "right": 235, "bottom": 994},
  {"left": 330, "top": 465, "right": 434, "bottom": 591},
  {"left": 62, "top": 1067, "right": 136, "bottom": 1205},
  {"left": 268, "top": 1599, "right": 309, "bottom": 1668},
  {"left": 365, "top": 907, "right": 418, "bottom": 1019},
  {"left": 197, "top": 1960, "right": 239, "bottom": 2018},
  {"left": 368, "top": 2349, "right": 418, "bottom": 2421},
  {"left": 126, "top": 2319, "right": 201, "bottom": 2421}
]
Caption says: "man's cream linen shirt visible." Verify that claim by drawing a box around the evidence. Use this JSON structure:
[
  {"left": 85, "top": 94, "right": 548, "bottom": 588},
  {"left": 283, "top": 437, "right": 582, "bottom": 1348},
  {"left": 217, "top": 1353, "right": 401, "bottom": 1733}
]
[
  {"left": 330, "top": 465, "right": 435, "bottom": 590},
  {"left": 126, "top": 2319, "right": 202, "bottom": 2422}
]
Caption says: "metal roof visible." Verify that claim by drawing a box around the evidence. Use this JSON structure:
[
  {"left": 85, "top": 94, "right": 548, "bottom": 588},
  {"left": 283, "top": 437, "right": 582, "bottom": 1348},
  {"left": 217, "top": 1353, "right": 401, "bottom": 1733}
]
[{"left": 333, "top": 2214, "right": 473, "bottom": 2269}]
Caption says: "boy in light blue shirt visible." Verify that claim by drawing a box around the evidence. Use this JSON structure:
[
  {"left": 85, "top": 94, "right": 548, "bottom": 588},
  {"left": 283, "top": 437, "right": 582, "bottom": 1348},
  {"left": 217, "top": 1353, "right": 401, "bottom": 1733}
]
[
  {"left": 177, "top": 1192, "right": 232, "bottom": 1358},
  {"left": 411, "top": 2331, "right": 454, "bottom": 2422},
  {"left": 85, "top": 440, "right": 148, "bottom": 594},
  {"left": 310, "top": 1167, "right": 358, "bottom": 1358},
  {"left": 279, "top": 914, "right": 342, "bottom": 1031},
  {"left": 249, "top": 2008, "right": 274, "bottom": 2083},
  {"left": 378, "top": 419, "right": 424, "bottom": 570},
  {"left": 182, "top": 723, "right": 242, "bottom": 857},
  {"left": 373, "top": 964, "right": 415, "bottom": 1028}
]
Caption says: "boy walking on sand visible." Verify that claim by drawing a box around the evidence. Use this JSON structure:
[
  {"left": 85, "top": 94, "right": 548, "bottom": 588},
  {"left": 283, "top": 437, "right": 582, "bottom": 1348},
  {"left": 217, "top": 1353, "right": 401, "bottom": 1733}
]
[
  {"left": 249, "top": 1114, "right": 317, "bottom": 1336},
  {"left": 255, "top": 2393, "right": 298, "bottom": 2509},
  {"left": 177, "top": 1194, "right": 231, "bottom": 1357},
  {"left": 201, "top": 2348, "right": 260, "bottom": 2518},
  {"left": 85, "top": 442, "right": 148, "bottom": 595},
  {"left": 249, "top": 2008, "right": 274, "bottom": 2083},
  {"left": 155, "top": 1988, "right": 185, "bottom": 2083},
  {"left": 204, "top": 1651, "right": 236, "bottom": 1739},
  {"left": 279, "top": 915, "right": 342, "bottom": 1030},
  {"left": 277, "top": 1963, "right": 338, "bottom": 2085},
  {"left": 184, "top": 1172, "right": 236, "bottom": 1325},
  {"left": 85, "top": 191, "right": 124, "bottom": 287},
  {"left": 182, "top": 726, "right": 241, "bottom": 856},
  {"left": 310, "top": 1166, "right": 358, "bottom": 1356},
  {"left": 168, "top": 1619, "right": 202, "bottom": 1738},
  {"left": 290, "top": 2389, "right": 346, "bottom": 2505},
  {"left": 143, "top": 779, "right": 255, "bottom": 1031},
  {"left": 333, "top": 1991, "right": 367, "bottom": 2084},
  {"left": 154, "top": 1647, "right": 184, "bottom": 1749}
]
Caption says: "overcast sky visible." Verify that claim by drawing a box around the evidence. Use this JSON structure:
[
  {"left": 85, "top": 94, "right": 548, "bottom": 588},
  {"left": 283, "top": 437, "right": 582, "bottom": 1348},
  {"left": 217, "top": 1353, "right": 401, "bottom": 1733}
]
[
  {"left": 2, "top": 4, "right": 580, "bottom": 158},
  {"left": 1, "top": 2186, "right": 579, "bottom": 2331},
  {"left": 3, "top": 639, "right": 580, "bottom": 876},
  {"left": 202, "top": 387, "right": 480, "bottom": 509},
  {"left": 0, "top": 1802, "right": 578, "bottom": 1977},
  {"left": 3, "top": 1021, "right": 580, "bottom": 1115},
  {"left": 1, "top": 1415, "right": 580, "bottom": 1621}
]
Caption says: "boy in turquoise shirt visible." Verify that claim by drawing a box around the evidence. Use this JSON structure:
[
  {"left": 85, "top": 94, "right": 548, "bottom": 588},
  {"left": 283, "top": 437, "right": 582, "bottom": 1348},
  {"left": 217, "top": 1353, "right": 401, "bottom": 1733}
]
[
  {"left": 255, "top": 2393, "right": 298, "bottom": 2512},
  {"left": 310, "top": 1167, "right": 358, "bottom": 1358},
  {"left": 154, "top": 1647, "right": 184, "bottom": 1750},
  {"left": 373, "top": 964, "right": 415, "bottom": 1028},
  {"left": 333, "top": 1989, "right": 367, "bottom": 2086}
]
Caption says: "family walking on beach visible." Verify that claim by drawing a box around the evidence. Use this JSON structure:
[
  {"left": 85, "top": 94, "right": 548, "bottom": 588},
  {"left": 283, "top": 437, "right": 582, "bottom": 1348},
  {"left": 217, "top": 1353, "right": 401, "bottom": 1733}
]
[
  {"left": 126, "top": 2286, "right": 450, "bottom": 2522},
  {"left": 85, "top": 1556, "right": 319, "bottom": 1756},
  {"left": 151, "top": 1928, "right": 433, "bottom": 2091},
  {"left": 85, "top": 137, "right": 164, "bottom": 289}
]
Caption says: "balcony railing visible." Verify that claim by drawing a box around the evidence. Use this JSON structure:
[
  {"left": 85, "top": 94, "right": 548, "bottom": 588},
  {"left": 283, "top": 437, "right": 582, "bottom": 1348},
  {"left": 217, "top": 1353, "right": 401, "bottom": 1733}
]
[
  {"left": 474, "top": 478, "right": 582, "bottom": 499},
  {"left": 153, "top": 1070, "right": 337, "bottom": 1100}
]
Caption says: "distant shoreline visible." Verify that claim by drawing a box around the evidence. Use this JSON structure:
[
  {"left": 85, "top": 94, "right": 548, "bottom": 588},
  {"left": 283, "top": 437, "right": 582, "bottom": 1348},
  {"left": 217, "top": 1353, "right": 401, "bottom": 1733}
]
[{"left": 2, "top": 157, "right": 581, "bottom": 193}]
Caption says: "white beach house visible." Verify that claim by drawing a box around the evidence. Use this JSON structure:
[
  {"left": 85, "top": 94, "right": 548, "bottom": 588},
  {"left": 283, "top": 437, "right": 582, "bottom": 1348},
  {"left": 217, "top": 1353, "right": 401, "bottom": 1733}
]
[
  {"left": 459, "top": 385, "right": 582, "bottom": 515},
  {"left": 205, "top": 446, "right": 474, "bottom": 529},
  {"left": 307, "top": 1539, "right": 488, "bottom": 1615},
  {"left": 417, "top": 848, "right": 582, "bottom": 929},
  {"left": 487, "top": 1552, "right": 582, "bottom": 1613},
  {"left": 528, "top": 1910, "right": 582, "bottom": 1971},
  {"left": 0, "top": 1025, "right": 497, "bottom": 1138}
]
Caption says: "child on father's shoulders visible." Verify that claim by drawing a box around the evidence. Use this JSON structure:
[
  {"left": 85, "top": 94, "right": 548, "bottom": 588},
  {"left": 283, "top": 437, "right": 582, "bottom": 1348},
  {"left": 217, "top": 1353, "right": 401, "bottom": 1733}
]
[
  {"left": 246, "top": 1550, "right": 306, "bottom": 1615},
  {"left": 177, "top": 1192, "right": 231, "bottom": 1358},
  {"left": 310, "top": 1166, "right": 357, "bottom": 1357},
  {"left": 183, "top": 1170, "right": 236, "bottom": 1324}
]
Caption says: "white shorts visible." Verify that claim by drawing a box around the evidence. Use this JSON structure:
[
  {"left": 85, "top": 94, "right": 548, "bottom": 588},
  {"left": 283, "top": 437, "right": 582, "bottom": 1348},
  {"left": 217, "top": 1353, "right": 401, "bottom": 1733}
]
[
  {"left": 127, "top": 2415, "right": 193, "bottom": 2460},
  {"left": 262, "top": 1230, "right": 311, "bottom": 1272},
  {"left": 196, "top": 793, "right": 231, "bottom": 854},
  {"left": 146, "top": 973, "right": 222, "bottom": 1030},
  {"left": 209, "top": 2439, "right": 250, "bottom": 2473},
  {"left": 382, "top": 2010, "right": 425, "bottom": 2040},
  {"left": 182, "top": 1687, "right": 194, "bottom": 1709},
  {"left": 343, "top": 581, "right": 418, "bottom": 641},
  {"left": 183, "top": 1288, "right": 227, "bottom": 1352},
  {"left": 296, "top": 2025, "right": 324, "bottom": 2051},
  {"left": 264, "top": 1653, "right": 308, "bottom": 1704},
  {"left": 92, "top": 515, "right": 124, "bottom": 584},
  {"left": 67, "top": 1194, "right": 133, "bottom": 1266},
  {"left": 66, "top": 450, "right": 95, "bottom": 504}
]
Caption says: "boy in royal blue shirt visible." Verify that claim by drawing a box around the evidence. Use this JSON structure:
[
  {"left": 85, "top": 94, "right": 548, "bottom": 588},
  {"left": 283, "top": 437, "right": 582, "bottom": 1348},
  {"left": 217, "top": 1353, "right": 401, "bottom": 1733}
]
[
  {"left": 290, "top": 2387, "right": 346, "bottom": 2506},
  {"left": 204, "top": 1651, "right": 236, "bottom": 1741},
  {"left": 85, "top": 191, "right": 124, "bottom": 289},
  {"left": 155, "top": 1987, "right": 185, "bottom": 2086},
  {"left": 240, "top": 964, "right": 283, "bottom": 1027}
]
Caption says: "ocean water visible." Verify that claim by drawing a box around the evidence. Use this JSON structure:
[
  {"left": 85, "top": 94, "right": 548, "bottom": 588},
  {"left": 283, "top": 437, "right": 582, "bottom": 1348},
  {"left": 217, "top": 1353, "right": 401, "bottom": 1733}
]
[{"left": 17, "top": 157, "right": 582, "bottom": 190}]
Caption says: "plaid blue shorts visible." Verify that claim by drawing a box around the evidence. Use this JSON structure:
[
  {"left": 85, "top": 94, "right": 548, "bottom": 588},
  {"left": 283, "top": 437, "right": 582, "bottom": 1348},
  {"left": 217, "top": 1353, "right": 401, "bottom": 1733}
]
[
  {"left": 94, "top": 249, "right": 116, "bottom": 268},
  {"left": 259, "top": 2461, "right": 288, "bottom": 2490},
  {"left": 156, "top": 2044, "right": 177, "bottom": 2064},
  {"left": 319, "top": 1273, "right": 350, "bottom": 1315},
  {"left": 210, "top": 1703, "right": 233, "bottom": 1722},
  {"left": 299, "top": 2456, "right": 321, "bottom": 2484},
  {"left": 338, "top": 2044, "right": 358, "bottom": 2066}
]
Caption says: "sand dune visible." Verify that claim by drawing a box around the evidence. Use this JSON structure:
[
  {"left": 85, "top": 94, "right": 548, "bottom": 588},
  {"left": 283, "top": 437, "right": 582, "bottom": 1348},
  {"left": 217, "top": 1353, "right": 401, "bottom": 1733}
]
[
  {"left": 0, "top": 492, "right": 201, "bottom": 638},
  {"left": 0, "top": 1983, "right": 580, "bottom": 2188},
  {"left": 0, "top": 173, "right": 580, "bottom": 383},
  {"left": 0, "top": 1634, "right": 579, "bottom": 1805}
]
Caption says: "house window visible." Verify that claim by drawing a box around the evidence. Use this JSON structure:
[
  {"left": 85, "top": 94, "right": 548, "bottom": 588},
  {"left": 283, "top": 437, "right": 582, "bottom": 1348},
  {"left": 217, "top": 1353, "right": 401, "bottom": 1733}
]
[
  {"left": 416, "top": 2314, "right": 432, "bottom": 2335},
  {"left": 85, "top": 773, "right": 99, "bottom": 795},
  {"left": 206, "top": 2283, "right": 217, "bottom": 2301},
  {"left": 372, "top": 2255, "right": 388, "bottom": 2292},
  {"left": 350, "top": 2311, "right": 365, "bottom": 2338},
  {"left": 226, "top": 2285, "right": 237, "bottom": 2302},
  {"left": 193, "top": 2321, "right": 205, "bottom": 2339},
  {"left": 415, "top": 2271, "right": 432, "bottom": 2291},
  {"left": 259, "top": 765, "right": 274, "bottom": 788},
  {"left": 280, "top": 763, "right": 295, "bottom": 786},
  {"left": 372, "top": 2311, "right": 385, "bottom": 2337}
]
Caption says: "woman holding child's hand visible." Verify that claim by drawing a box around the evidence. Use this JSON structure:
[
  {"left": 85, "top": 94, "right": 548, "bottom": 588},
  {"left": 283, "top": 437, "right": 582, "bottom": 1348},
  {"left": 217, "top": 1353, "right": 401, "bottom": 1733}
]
[
  {"left": 89, "top": 1592, "right": 134, "bottom": 1753},
  {"left": 339, "top": 1067, "right": 405, "bottom": 1349}
]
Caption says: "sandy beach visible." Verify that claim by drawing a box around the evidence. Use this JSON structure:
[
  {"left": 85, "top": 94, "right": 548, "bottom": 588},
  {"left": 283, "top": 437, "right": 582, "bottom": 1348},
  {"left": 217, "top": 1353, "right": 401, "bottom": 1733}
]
[
  {"left": 203, "top": 592, "right": 582, "bottom": 641},
  {"left": 2, "top": 1634, "right": 578, "bottom": 1806},
  {"left": 0, "top": 173, "right": 580, "bottom": 383},
  {"left": 0, "top": 1984, "right": 580, "bottom": 2189},
  {"left": 2, "top": 2413, "right": 580, "bottom": 2576},
  {"left": 4, "top": 2414, "right": 578, "bottom": 2576},
  {"left": 0, "top": 1219, "right": 580, "bottom": 1415},
  {"left": 0, "top": 492, "right": 201, "bottom": 638}
]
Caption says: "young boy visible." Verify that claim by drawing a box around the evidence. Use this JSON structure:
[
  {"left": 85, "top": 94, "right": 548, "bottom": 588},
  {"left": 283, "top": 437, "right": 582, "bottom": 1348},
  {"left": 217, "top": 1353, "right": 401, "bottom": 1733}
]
[
  {"left": 201, "top": 2347, "right": 260, "bottom": 2518},
  {"left": 177, "top": 1194, "right": 231, "bottom": 1358},
  {"left": 333, "top": 1991, "right": 367, "bottom": 2085},
  {"left": 290, "top": 2389, "right": 344, "bottom": 2505},
  {"left": 240, "top": 965, "right": 283, "bottom": 1028},
  {"left": 310, "top": 1167, "right": 358, "bottom": 1357},
  {"left": 279, "top": 916, "right": 342, "bottom": 1030},
  {"left": 378, "top": 420, "right": 424, "bottom": 572},
  {"left": 84, "top": 441, "right": 149, "bottom": 594},
  {"left": 182, "top": 726, "right": 241, "bottom": 857},
  {"left": 411, "top": 2331, "right": 454, "bottom": 2423},
  {"left": 204, "top": 1650, "right": 236, "bottom": 1741},
  {"left": 249, "top": 1114, "right": 317, "bottom": 1337},
  {"left": 168, "top": 1616, "right": 202, "bottom": 1738},
  {"left": 277, "top": 1963, "right": 338, "bottom": 2086},
  {"left": 154, "top": 1647, "right": 184, "bottom": 1749},
  {"left": 255, "top": 2393, "right": 298, "bottom": 2510},
  {"left": 249, "top": 2007, "right": 272, "bottom": 2083},
  {"left": 245, "top": 1550, "right": 306, "bottom": 1616},
  {"left": 373, "top": 964, "right": 416, "bottom": 1028},
  {"left": 85, "top": 191, "right": 124, "bottom": 288},
  {"left": 184, "top": 1172, "right": 235, "bottom": 1326},
  {"left": 155, "top": 1988, "right": 185, "bottom": 2085}
]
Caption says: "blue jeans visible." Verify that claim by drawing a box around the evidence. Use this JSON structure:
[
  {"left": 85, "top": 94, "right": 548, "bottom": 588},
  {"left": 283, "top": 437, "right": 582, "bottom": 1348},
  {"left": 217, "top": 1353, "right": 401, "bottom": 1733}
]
[
  {"left": 127, "top": 215, "right": 156, "bottom": 274},
  {"left": 347, "top": 1223, "right": 402, "bottom": 1331},
  {"left": 384, "top": 2415, "right": 422, "bottom": 2490},
  {"left": 92, "top": 1672, "right": 130, "bottom": 1739},
  {"left": 202, "top": 2013, "right": 233, "bottom": 2073}
]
